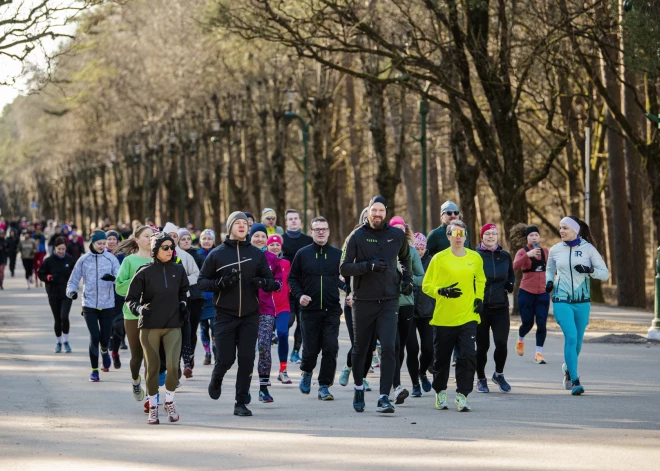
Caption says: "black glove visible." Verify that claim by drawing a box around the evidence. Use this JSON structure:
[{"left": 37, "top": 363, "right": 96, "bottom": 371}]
[
  {"left": 179, "top": 301, "right": 190, "bottom": 321},
  {"left": 574, "top": 264, "right": 594, "bottom": 274},
  {"left": 273, "top": 280, "right": 282, "bottom": 292},
  {"left": 370, "top": 259, "right": 389, "bottom": 273},
  {"left": 251, "top": 277, "right": 267, "bottom": 289},
  {"left": 545, "top": 281, "right": 554, "bottom": 293},
  {"left": 216, "top": 269, "right": 240, "bottom": 290},
  {"left": 473, "top": 298, "right": 484, "bottom": 314},
  {"left": 139, "top": 303, "right": 153, "bottom": 316},
  {"left": 101, "top": 273, "right": 116, "bottom": 282},
  {"left": 506, "top": 282, "right": 514, "bottom": 293},
  {"left": 401, "top": 281, "right": 413, "bottom": 296},
  {"left": 438, "top": 282, "right": 462, "bottom": 298},
  {"left": 70, "top": 291, "right": 78, "bottom": 300}
]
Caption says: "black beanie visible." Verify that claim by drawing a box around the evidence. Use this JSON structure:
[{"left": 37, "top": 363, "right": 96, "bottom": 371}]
[
  {"left": 525, "top": 225, "right": 540, "bottom": 236},
  {"left": 150, "top": 232, "right": 175, "bottom": 259},
  {"left": 369, "top": 195, "right": 387, "bottom": 208}
]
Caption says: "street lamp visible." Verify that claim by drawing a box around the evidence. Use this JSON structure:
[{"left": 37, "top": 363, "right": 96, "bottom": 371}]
[{"left": 284, "top": 88, "right": 310, "bottom": 229}]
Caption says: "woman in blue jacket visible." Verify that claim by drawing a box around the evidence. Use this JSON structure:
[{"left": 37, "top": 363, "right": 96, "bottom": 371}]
[
  {"left": 196, "top": 229, "right": 217, "bottom": 365},
  {"left": 546, "top": 216, "right": 609, "bottom": 396}
]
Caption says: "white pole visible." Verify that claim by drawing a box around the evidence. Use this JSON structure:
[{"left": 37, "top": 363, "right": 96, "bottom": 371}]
[{"left": 585, "top": 126, "right": 591, "bottom": 225}]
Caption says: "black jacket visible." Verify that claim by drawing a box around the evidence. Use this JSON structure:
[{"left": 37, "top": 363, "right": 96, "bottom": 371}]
[
  {"left": 339, "top": 222, "right": 412, "bottom": 302},
  {"left": 38, "top": 253, "right": 76, "bottom": 297},
  {"left": 282, "top": 231, "right": 313, "bottom": 263},
  {"left": 197, "top": 236, "right": 275, "bottom": 317},
  {"left": 414, "top": 250, "right": 434, "bottom": 319},
  {"left": 476, "top": 245, "right": 515, "bottom": 308},
  {"left": 289, "top": 242, "right": 347, "bottom": 314},
  {"left": 6, "top": 234, "right": 18, "bottom": 255},
  {"left": 125, "top": 259, "right": 189, "bottom": 329}
]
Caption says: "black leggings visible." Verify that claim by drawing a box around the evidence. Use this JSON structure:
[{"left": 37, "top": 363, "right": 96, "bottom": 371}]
[
  {"left": 48, "top": 295, "right": 72, "bottom": 337},
  {"left": 83, "top": 308, "right": 114, "bottom": 369},
  {"left": 406, "top": 316, "right": 433, "bottom": 385},
  {"left": 343, "top": 303, "right": 373, "bottom": 377},
  {"left": 476, "top": 306, "right": 510, "bottom": 378},
  {"left": 22, "top": 258, "right": 33, "bottom": 279},
  {"left": 9, "top": 253, "right": 17, "bottom": 275},
  {"left": 393, "top": 304, "right": 414, "bottom": 387}
]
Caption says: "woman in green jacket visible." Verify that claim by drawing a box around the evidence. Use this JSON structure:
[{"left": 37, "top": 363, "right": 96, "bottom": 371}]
[{"left": 389, "top": 216, "right": 425, "bottom": 406}]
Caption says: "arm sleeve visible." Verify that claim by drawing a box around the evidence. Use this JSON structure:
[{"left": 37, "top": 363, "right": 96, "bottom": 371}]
[
  {"left": 66, "top": 257, "right": 84, "bottom": 298},
  {"left": 339, "top": 233, "right": 369, "bottom": 277},
  {"left": 588, "top": 246, "right": 610, "bottom": 282},
  {"left": 184, "top": 253, "right": 200, "bottom": 286},
  {"left": 198, "top": 253, "right": 221, "bottom": 293},
  {"left": 37, "top": 258, "right": 50, "bottom": 282},
  {"left": 398, "top": 239, "right": 413, "bottom": 285},
  {"left": 115, "top": 259, "right": 133, "bottom": 296},
  {"left": 124, "top": 270, "right": 146, "bottom": 316},
  {"left": 512, "top": 248, "right": 532, "bottom": 271},
  {"left": 546, "top": 247, "right": 557, "bottom": 284},
  {"left": 288, "top": 252, "right": 304, "bottom": 301},
  {"left": 474, "top": 256, "right": 486, "bottom": 300},
  {"left": 411, "top": 249, "right": 425, "bottom": 286},
  {"left": 422, "top": 256, "right": 443, "bottom": 301}
]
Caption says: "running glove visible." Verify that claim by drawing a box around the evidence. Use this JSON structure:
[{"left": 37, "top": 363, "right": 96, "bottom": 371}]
[
  {"left": 370, "top": 260, "right": 389, "bottom": 273},
  {"left": 273, "top": 280, "right": 282, "bottom": 292},
  {"left": 545, "top": 281, "right": 554, "bottom": 293},
  {"left": 101, "top": 273, "right": 116, "bottom": 282},
  {"left": 46, "top": 274, "right": 53, "bottom": 282},
  {"left": 217, "top": 269, "right": 240, "bottom": 290},
  {"left": 574, "top": 264, "right": 594, "bottom": 274},
  {"left": 251, "top": 277, "right": 267, "bottom": 289},
  {"left": 506, "top": 282, "right": 514, "bottom": 293},
  {"left": 70, "top": 291, "right": 78, "bottom": 300},
  {"left": 179, "top": 301, "right": 189, "bottom": 321},
  {"left": 138, "top": 304, "right": 153, "bottom": 316},
  {"left": 438, "top": 283, "right": 462, "bottom": 298},
  {"left": 473, "top": 298, "right": 484, "bottom": 314},
  {"left": 400, "top": 281, "right": 414, "bottom": 296}
]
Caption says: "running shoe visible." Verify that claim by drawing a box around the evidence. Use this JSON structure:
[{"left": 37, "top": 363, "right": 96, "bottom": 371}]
[
  {"left": 353, "top": 388, "right": 365, "bottom": 412},
  {"left": 371, "top": 352, "right": 380, "bottom": 368},
  {"left": 455, "top": 393, "right": 471, "bottom": 412},
  {"left": 63, "top": 342, "right": 72, "bottom": 353},
  {"left": 148, "top": 406, "right": 159, "bottom": 425},
  {"left": 164, "top": 402, "right": 179, "bottom": 422},
  {"left": 234, "top": 403, "right": 252, "bottom": 416},
  {"left": 112, "top": 352, "right": 121, "bottom": 369},
  {"left": 476, "top": 378, "right": 489, "bottom": 393},
  {"left": 101, "top": 350, "right": 111, "bottom": 372},
  {"left": 516, "top": 339, "right": 525, "bottom": 356},
  {"left": 54, "top": 342, "right": 62, "bottom": 353},
  {"left": 534, "top": 353, "right": 547, "bottom": 364},
  {"left": 492, "top": 373, "right": 511, "bottom": 393},
  {"left": 89, "top": 370, "right": 100, "bottom": 382},
  {"left": 290, "top": 350, "right": 302, "bottom": 364},
  {"left": 562, "top": 363, "right": 572, "bottom": 390},
  {"left": 411, "top": 384, "right": 422, "bottom": 397},
  {"left": 277, "top": 371, "right": 292, "bottom": 384},
  {"left": 203, "top": 353, "right": 211, "bottom": 365},
  {"left": 159, "top": 371, "right": 166, "bottom": 387},
  {"left": 363, "top": 379, "right": 372, "bottom": 391},
  {"left": 132, "top": 376, "right": 145, "bottom": 401},
  {"left": 338, "top": 366, "right": 351, "bottom": 387},
  {"left": 435, "top": 390, "right": 448, "bottom": 410},
  {"left": 318, "top": 385, "right": 334, "bottom": 401},
  {"left": 299, "top": 371, "right": 312, "bottom": 395},
  {"left": 259, "top": 388, "right": 274, "bottom": 403},
  {"left": 393, "top": 385, "right": 409, "bottom": 405},
  {"left": 183, "top": 365, "right": 193, "bottom": 378},
  {"left": 208, "top": 374, "right": 222, "bottom": 400},
  {"left": 571, "top": 379, "right": 584, "bottom": 396},
  {"left": 419, "top": 374, "right": 432, "bottom": 393},
  {"left": 376, "top": 396, "right": 395, "bottom": 413}
]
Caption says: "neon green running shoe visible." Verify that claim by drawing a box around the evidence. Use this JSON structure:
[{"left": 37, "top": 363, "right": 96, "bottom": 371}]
[
  {"left": 455, "top": 393, "right": 471, "bottom": 412},
  {"left": 435, "top": 390, "right": 448, "bottom": 410}
]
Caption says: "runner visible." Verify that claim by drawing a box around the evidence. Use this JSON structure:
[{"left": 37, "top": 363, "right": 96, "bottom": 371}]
[
  {"left": 546, "top": 216, "right": 609, "bottom": 396},
  {"left": 290, "top": 216, "right": 345, "bottom": 401},
  {"left": 266, "top": 234, "right": 293, "bottom": 384},
  {"left": 389, "top": 216, "right": 425, "bottom": 405},
  {"left": 261, "top": 208, "right": 284, "bottom": 236},
  {"left": 198, "top": 211, "right": 276, "bottom": 417},
  {"left": 38, "top": 237, "right": 75, "bottom": 352},
  {"left": 66, "top": 232, "right": 120, "bottom": 382},
  {"left": 512, "top": 224, "right": 550, "bottom": 364},
  {"left": 248, "top": 223, "right": 283, "bottom": 403},
  {"left": 0, "top": 230, "right": 7, "bottom": 289},
  {"left": 196, "top": 229, "right": 217, "bottom": 366},
  {"left": 340, "top": 196, "right": 412, "bottom": 414},
  {"left": 106, "top": 230, "right": 126, "bottom": 369},
  {"left": 115, "top": 225, "right": 154, "bottom": 401},
  {"left": 19, "top": 230, "right": 37, "bottom": 289},
  {"left": 406, "top": 233, "right": 434, "bottom": 397},
  {"left": 422, "top": 219, "right": 485, "bottom": 412},
  {"left": 281, "top": 209, "right": 313, "bottom": 364},
  {"left": 66, "top": 231, "right": 85, "bottom": 263},
  {"left": 426, "top": 201, "right": 471, "bottom": 255},
  {"left": 6, "top": 228, "right": 19, "bottom": 277},
  {"left": 125, "top": 232, "right": 189, "bottom": 424},
  {"left": 32, "top": 225, "right": 47, "bottom": 287},
  {"left": 475, "top": 223, "right": 515, "bottom": 393}
]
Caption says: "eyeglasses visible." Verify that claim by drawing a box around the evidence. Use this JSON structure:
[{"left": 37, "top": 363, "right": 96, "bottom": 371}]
[
  {"left": 449, "top": 230, "right": 466, "bottom": 238},
  {"left": 445, "top": 211, "right": 460, "bottom": 216},
  {"left": 483, "top": 231, "right": 498, "bottom": 237},
  {"left": 160, "top": 245, "right": 174, "bottom": 251},
  {"left": 311, "top": 228, "right": 329, "bottom": 233}
]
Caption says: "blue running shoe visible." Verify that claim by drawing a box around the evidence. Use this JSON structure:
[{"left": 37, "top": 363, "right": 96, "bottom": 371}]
[
  {"left": 353, "top": 388, "right": 365, "bottom": 412},
  {"left": 419, "top": 374, "right": 432, "bottom": 393},
  {"left": 54, "top": 342, "right": 62, "bottom": 353},
  {"left": 63, "top": 342, "right": 72, "bottom": 353},
  {"left": 376, "top": 396, "right": 395, "bottom": 413},
  {"left": 101, "top": 350, "right": 111, "bottom": 371},
  {"left": 299, "top": 371, "right": 312, "bottom": 394},
  {"left": 89, "top": 370, "right": 100, "bottom": 382},
  {"left": 476, "top": 378, "right": 489, "bottom": 393},
  {"left": 318, "top": 385, "right": 334, "bottom": 401},
  {"left": 571, "top": 379, "right": 584, "bottom": 396},
  {"left": 259, "top": 388, "right": 274, "bottom": 403},
  {"left": 290, "top": 350, "right": 302, "bottom": 364},
  {"left": 338, "top": 366, "right": 351, "bottom": 387},
  {"left": 363, "top": 379, "right": 372, "bottom": 391},
  {"left": 411, "top": 384, "right": 422, "bottom": 397},
  {"left": 159, "top": 371, "right": 166, "bottom": 387},
  {"left": 491, "top": 373, "right": 511, "bottom": 393}
]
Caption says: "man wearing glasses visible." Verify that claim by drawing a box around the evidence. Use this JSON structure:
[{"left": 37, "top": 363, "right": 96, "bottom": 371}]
[
  {"left": 422, "top": 219, "right": 485, "bottom": 412},
  {"left": 289, "top": 217, "right": 347, "bottom": 401},
  {"left": 426, "top": 201, "right": 471, "bottom": 256}
]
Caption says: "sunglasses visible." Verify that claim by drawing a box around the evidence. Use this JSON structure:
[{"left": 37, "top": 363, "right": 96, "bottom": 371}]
[
  {"left": 449, "top": 230, "right": 466, "bottom": 238},
  {"left": 264, "top": 217, "right": 276, "bottom": 221},
  {"left": 160, "top": 245, "right": 175, "bottom": 251},
  {"left": 444, "top": 211, "right": 460, "bottom": 216}
]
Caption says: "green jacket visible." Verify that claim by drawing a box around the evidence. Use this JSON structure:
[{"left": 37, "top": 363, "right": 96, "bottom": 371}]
[
  {"left": 399, "top": 247, "right": 425, "bottom": 306},
  {"left": 427, "top": 223, "right": 471, "bottom": 256},
  {"left": 115, "top": 254, "right": 152, "bottom": 320}
]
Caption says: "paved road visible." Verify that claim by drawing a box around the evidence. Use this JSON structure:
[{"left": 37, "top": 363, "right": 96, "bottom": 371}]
[{"left": 1, "top": 266, "right": 659, "bottom": 470}]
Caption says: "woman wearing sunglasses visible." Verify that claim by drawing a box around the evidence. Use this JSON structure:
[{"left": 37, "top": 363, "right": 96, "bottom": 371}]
[
  {"left": 125, "top": 232, "right": 189, "bottom": 424},
  {"left": 474, "top": 224, "right": 515, "bottom": 393}
]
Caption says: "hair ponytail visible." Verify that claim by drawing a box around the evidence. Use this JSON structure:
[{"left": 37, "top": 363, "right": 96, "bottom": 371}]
[
  {"left": 568, "top": 216, "right": 593, "bottom": 245},
  {"left": 114, "top": 225, "right": 152, "bottom": 256}
]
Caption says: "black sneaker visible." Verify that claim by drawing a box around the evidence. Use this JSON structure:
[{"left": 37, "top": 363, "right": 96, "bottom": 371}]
[
  {"left": 376, "top": 396, "right": 395, "bottom": 413},
  {"left": 208, "top": 375, "right": 222, "bottom": 400},
  {"left": 112, "top": 352, "right": 121, "bottom": 369},
  {"left": 234, "top": 403, "right": 252, "bottom": 416},
  {"left": 353, "top": 388, "right": 365, "bottom": 412}
]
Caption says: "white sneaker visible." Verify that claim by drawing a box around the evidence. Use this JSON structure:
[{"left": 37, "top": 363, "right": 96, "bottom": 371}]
[
  {"left": 278, "top": 371, "right": 292, "bottom": 384},
  {"left": 393, "top": 385, "right": 409, "bottom": 405}
]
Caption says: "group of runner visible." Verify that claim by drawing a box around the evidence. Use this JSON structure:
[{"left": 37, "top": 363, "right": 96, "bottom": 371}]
[{"left": 2, "top": 198, "right": 609, "bottom": 423}]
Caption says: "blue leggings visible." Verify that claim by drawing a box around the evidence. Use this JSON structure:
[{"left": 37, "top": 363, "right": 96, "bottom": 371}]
[
  {"left": 553, "top": 302, "right": 590, "bottom": 382},
  {"left": 276, "top": 312, "right": 290, "bottom": 363},
  {"left": 518, "top": 289, "right": 550, "bottom": 347}
]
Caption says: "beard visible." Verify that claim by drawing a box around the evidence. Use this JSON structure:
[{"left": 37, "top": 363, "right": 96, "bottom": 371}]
[{"left": 369, "top": 217, "right": 384, "bottom": 229}]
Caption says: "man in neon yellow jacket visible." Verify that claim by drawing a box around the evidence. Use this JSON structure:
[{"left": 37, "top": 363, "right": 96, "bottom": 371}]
[{"left": 422, "top": 220, "right": 486, "bottom": 412}]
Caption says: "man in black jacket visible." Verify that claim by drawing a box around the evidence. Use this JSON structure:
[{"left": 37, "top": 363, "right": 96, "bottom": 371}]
[
  {"left": 340, "top": 196, "right": 413, "bottom": 414},
  {"left": 197, "top": 211, "right": 276, "bottom": 417},
  {"left": 289, "top": 217, "right": 346, "bottom": 401}
]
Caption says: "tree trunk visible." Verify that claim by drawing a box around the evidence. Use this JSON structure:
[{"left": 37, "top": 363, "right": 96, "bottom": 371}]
[
  {"left": 428, "top": 143, "right": 442, "bottom": 231},
  {"left": 343, "top": 55, "right": 364, "bottom": 220}
]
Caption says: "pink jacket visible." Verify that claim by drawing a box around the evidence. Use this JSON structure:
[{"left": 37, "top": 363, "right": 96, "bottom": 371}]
[
  {"left": 258, "top": 250, "right": 283, "bottom": 316},
  {"left": 513, "top": 245, "right": 549, "bottom": 295}
]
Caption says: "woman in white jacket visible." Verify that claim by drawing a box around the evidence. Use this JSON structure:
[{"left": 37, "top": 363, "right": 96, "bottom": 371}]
[{"left": 545, "top": 216, "right": 609, "bottom": 396}]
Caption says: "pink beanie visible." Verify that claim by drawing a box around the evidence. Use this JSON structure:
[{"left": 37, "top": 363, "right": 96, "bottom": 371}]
[
  {"left": 480, "top": 223, "right": 498, "bottom": 238},
  {"left": 413, "top": 232, "right": 427, "bottom": 250},
  {"left": 389, "top": 216, "right": 406, "bottom": 228},
  {"left": 267, "top": 234, "right": 283, "bottom": 246}
]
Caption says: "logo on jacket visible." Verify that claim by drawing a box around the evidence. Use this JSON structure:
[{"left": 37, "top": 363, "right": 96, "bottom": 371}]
[
  {"left": 575, "top": 251, "right": 583, "bottom": 257},
  {"left": 387, "top": 239, "right": 394, "bottom": 243},
  {"left": 366, "top": 238, "right": 377, "bottom": 243}
]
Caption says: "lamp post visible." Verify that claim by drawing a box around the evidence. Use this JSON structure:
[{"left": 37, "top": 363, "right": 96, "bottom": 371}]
[
  {"left": 413, "top": 98, "right": 429, "bottom": 234},
  {"left": 284, "top": 88, "right": 310, "bottom": 229}
]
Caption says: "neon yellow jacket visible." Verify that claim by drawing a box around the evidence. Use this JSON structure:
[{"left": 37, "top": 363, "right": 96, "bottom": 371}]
[{"left": 422, "top": 248, "right": 486, "bottom": 327}]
